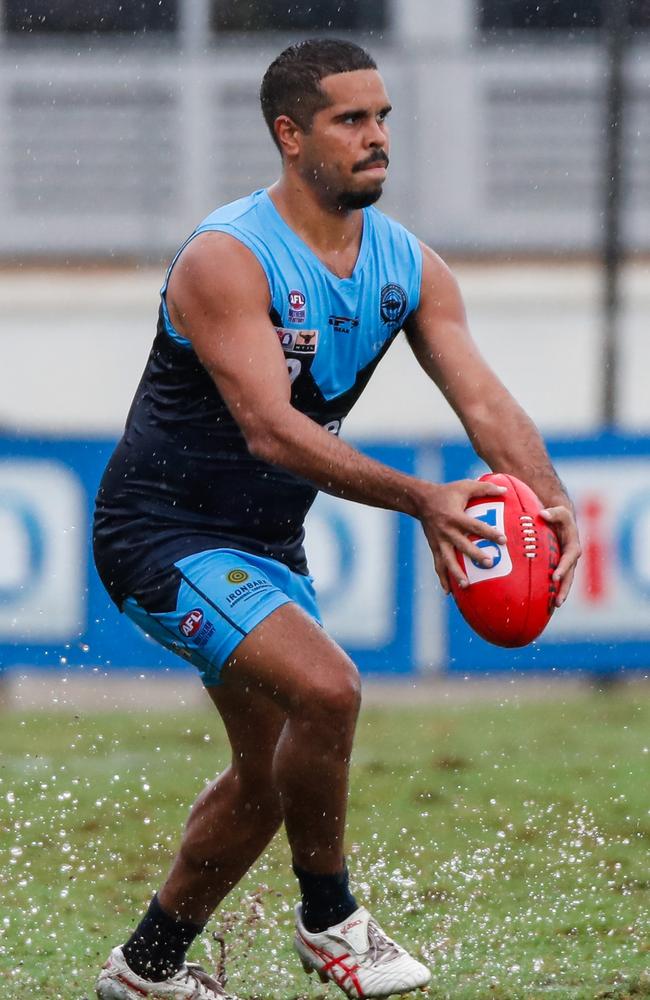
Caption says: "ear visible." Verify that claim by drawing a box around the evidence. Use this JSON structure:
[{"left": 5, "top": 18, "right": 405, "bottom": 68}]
[{"left": 273, "top": 115, "right": 303, "bottom": 159}]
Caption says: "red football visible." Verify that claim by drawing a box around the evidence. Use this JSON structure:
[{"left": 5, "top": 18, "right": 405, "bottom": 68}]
[{"left": 449, "top": 473, "right": 560, "bottom": 648}]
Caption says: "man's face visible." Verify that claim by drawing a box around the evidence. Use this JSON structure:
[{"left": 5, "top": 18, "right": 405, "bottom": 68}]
[{"left": 296, "top": 69, "right": 391, "bottom": 210}]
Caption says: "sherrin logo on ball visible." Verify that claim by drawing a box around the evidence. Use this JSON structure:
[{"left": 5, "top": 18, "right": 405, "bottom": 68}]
[
  {"left": 449, "top": 473, "right": 560, "bottom": 648},
  {"left": 457, "top": 500, "right": 512, "bottom": 585}
]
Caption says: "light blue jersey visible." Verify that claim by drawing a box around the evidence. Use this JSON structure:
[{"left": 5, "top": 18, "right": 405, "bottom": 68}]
[
  {"left": 95, "top": 188, "right": 423, "bottom": 616},
  {"left": 161, "top": 188, "right": 423, "bottom": 415}
]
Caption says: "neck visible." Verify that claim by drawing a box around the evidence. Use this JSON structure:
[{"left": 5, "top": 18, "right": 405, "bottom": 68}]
[{"left": 268, "top": 172, "right": 363, "bottom": 257}]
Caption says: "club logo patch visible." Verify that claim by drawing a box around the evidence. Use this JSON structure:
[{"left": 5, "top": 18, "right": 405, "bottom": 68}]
[
  {"left": 288, "top": 289, "right": 306, "bottom": 324},
  {"left": 227, "top": 569, "right": 249, "bottom": 585},
  {"left": 380, "top": 283, "right": 408, "bottom": 326},
  {"left": 179, "top": 608, "right": 204, "bottom": 638}
]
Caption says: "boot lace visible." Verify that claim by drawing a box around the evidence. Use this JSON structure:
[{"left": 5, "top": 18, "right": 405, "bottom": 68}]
[
  {"left": 366, "top": 920, "right": 402, "bottom": 966},
  {"left": 183, "top": 933, "right": 231, "bottom": 998}
]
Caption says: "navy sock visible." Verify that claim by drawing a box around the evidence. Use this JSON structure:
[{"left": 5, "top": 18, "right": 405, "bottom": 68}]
[
  {"left": 293, "top": 863, "right": 358, "bottom": 934},
  {"left": 122, "top": 894, "right": 204, "bottom": 982}
]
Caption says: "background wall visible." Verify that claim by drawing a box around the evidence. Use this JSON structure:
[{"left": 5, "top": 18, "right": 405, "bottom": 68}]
[
  {"left": 1, "top": 0, "right": 649, "bottom": 676},
  {"left": 2, "top": 261, "right": 649, "bottom": 439},
  {"left": 1, "top": 0, "right": 649, "bottom": 259}
]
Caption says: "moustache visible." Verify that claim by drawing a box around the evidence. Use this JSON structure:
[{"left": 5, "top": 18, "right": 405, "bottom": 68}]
[{"left": 352, "top": 152, "right": 390, "bottom": 173}]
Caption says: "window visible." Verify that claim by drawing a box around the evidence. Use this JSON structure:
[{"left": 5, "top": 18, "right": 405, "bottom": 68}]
[
  {"left": 5, "top": 0, "right": 178, "bottom": 35},
  {"left": 212, "top": 0, "right": 387, "bottom": 33},
  {"left": 479, "top": 0, "right": 650, "bottom": 31}
]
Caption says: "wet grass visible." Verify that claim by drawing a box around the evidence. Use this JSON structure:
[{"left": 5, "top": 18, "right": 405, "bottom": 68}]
[{"left": 2, "top": 684, "right": 650, "bottom": 998}]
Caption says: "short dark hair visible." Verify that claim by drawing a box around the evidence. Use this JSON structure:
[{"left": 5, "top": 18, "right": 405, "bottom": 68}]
[{"left": 260, "top": 38, "right": 377, "bottom": 151}]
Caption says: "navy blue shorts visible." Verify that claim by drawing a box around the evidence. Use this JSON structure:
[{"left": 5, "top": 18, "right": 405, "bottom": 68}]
[{"left": 122, "top": 548, "right": 321, "bottom": 686}]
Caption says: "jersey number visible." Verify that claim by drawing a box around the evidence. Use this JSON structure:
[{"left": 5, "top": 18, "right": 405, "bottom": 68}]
[{"left": 286, "top": 359, "right": 301, "bottom": 384}]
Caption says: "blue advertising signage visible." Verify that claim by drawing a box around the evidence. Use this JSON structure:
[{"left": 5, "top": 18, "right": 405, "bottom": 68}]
[
  {"left": 0, "top": 436, "right": 418, "bottom": 676},
  {"left": 1, "top": 432, "right": 649, "bottom": 676}
]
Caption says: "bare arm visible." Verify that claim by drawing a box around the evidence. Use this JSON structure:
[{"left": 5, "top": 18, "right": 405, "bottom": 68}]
[
  {"left": 404, "top": 243, "right": 581, "bottom": 605},
  {"left": 166, "top": 232, "right": 507, "bottom": 589}
]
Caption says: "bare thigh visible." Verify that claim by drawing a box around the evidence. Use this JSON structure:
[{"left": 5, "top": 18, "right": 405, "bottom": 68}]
[{"left": 215, "top": 602, "right": 361, "bottom": 716}]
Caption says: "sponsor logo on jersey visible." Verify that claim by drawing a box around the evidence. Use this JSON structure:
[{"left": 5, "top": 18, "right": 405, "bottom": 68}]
[
  {"left": 276, "top": 328, "right": 297, "bottom": 350},
  {"left": 380, "top": 282, "right": 408, "bottom": 326},
  {"left": 288, "top": 289, "right": 307, "bottom": 323},
  {"left": 275, "top": 328, "right": 319, "bottom": 355},
  {"left": 179, "top": 608, "right": 204, "bottom": 637},
  {"left": 227, "top": 569, "right": 249, "bottom": 585},
  {"left": 329, "top": 315, "right": 359, "bottom": 334},
  {"left": 294, "top": 329, "right": 319, "bottom": 354}
]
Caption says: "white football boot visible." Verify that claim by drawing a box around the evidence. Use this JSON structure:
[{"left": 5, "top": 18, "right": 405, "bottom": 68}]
[
  {"left": 95, "top": 945, "right": 241, "bottom": 1000},
  {"left": 294, "top": 905, "right": 431, "bottom": 998}
]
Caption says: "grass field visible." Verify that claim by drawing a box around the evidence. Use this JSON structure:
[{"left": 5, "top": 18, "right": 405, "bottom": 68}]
[{"left": 2, "top": 684, "right": 650, "bottom": 999}]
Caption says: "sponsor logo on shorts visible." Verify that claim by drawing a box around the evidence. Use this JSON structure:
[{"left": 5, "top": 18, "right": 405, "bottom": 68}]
[
  {"left": 380, "top": 282, "right": 408, "bottom": 326},
  {"left": 195, "top": 620, "right": 216, "bottom": 648},
  {"left": 226, "top": 577, "right": 273, "bottom": 607},
  {"left": 179, "top": 608, "right": 204, "bottom": 637},
  {"left": 288, "top": 289, "right": 306, "bottom": 323},
  {"left": 227, "top": 568, "right": 249, "bottom": 585}
]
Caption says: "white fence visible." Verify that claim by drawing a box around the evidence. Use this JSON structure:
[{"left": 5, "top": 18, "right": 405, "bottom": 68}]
[{"left": 1, "top": 1, "right": 649, "bottom": 257}]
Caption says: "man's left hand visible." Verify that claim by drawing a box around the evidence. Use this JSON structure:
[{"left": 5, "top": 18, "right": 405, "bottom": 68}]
[{"left": 539, "top": 505, "right": 581, "bottom": 607}]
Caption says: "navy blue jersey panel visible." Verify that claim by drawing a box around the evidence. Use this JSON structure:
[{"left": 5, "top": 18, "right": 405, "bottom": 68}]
[{"left": 93, "top": 190, "right": 423, "bottom": 608}]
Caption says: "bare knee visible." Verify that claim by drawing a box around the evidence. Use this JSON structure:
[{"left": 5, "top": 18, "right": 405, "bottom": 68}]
[{"left": 293, "top": 658, "right": 361, "bottom": 730}]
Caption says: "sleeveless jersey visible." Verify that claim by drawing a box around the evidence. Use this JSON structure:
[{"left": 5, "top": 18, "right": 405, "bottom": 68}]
[{"left": 93, "top": 189, "right": 423, "bottom": 609}]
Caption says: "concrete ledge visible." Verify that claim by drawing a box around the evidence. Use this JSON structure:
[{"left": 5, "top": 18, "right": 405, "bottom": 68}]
[{"left": 1, "top": 670, "right": 634, "bottom": 713}]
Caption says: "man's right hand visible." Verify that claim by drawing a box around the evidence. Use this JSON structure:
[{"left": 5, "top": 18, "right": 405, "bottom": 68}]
[{"left": 416, "top": 479, "right": 508, "bottom": 594}]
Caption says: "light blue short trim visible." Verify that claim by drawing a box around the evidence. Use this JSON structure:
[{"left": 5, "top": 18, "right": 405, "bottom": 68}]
[{"left": 123, "top": 548, "right": 321, "bottom": 687}]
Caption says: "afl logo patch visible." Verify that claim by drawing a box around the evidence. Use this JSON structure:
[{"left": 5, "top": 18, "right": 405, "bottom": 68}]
[
  {"left": 227, "top": 569, "right": 249, "bottom": 585},
  {"left": 288, "top": 289, "right": 307, "bottom": 323},
  {"left": 380, "top": 283, "right": 408, "bottom": 326},
  {"left": 180, "top": 608, "right": 204, "bottom": 638}
]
